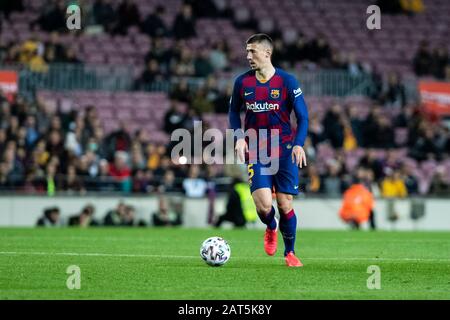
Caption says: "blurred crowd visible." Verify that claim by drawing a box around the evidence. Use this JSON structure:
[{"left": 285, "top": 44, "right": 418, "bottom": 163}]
[
  {"left": 303, "top": 101, "right": 450, "bottom": 197},
  {"left": 1, "top": 86, "right": 449, "bottom": 198},
  {"left": 0, "top": 89, "right": 222, "bottom": 196}
]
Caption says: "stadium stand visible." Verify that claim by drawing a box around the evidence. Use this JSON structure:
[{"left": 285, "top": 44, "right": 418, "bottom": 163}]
[{"left": 0, "top": 0, "right": 449, "bottom": 200}]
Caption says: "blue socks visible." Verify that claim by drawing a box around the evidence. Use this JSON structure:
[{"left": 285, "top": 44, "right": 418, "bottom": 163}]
[
  {"left": 279, "top": 209, "right": 297, "bottom": 256},
  {"left": 258, "top": 206, "right": 277, "bottom": 230}
]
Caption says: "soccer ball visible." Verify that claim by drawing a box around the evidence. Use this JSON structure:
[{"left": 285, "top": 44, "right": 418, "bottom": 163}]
[{"left": 200, "top": 237, "right": 231, "bottom": 266}]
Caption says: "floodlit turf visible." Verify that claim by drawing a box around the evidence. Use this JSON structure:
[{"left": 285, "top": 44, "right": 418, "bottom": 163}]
[{"left": 0, "top": 227, "right": 449, "bottom": 300}]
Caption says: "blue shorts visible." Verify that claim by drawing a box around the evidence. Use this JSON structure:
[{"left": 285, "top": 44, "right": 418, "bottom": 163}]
[{"left": 247, "top": 155, "right": 299, "bottom": 195}]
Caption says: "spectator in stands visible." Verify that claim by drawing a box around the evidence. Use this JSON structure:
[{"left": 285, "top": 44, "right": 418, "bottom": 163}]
[
  {"left": 374, "top": 116, "right": 395, "bottom": 148},
  {"left": 65, "top": 124, "right": 83, "bottom": 157},
  {"left": 323, "top": 104, "right": 344, "bottom": 149},
  {"left": 132, "top": 169, "right": 152, "bottom": 193},
  {"left": 308, "top": 34, "right": 332, "bottom": 67},
  {"left": 114, "top": 0, "right": 141, "bottom": 35},
  {"left": 46, "top": 129, "right": 65, "bottom": 161},
  {"left": 59, "top": 164, "right": 85, "bottom": 194},
  {"left": 142, "top": 5, "right": 168, "bottom": 38},
  {"left": 429, "top": 167, "right": 450, "bottom": 196},
  {"left": 135, "top": 59, "right": 165, "bottom": 90},
  {"left": 430, "top": 45, "right": 449, "bottom": 79},
  {"left": 305, "top": 164, "right": 321, "bottom": 194},
  {"left": 381, "top": 72, "right": 406, "bottom": 108},
  {"left": 19, "top": 36, "right": 42, "bottom": 65},
  {"left": 0, "top": 161, "right": 12, "bottom": 189},
  {"left": 209, "top": 40, "right": 230, "bottom": 72},
  {"left": 308, "top": 114, "right": 325, "bottom": 147},
  {"left": 104, "top": 122, "right": 132, "bottom": 157},
  {"left": 163, "top": 100, "right": 186, "bottom": 134},
  {"left": 145, "top": 143, "right": 160, "bottom": 170},
  {"left": 64, "top": 47, "right": 81, "bottom": 64},
  {"left": 2, "top": 44, "right": 20, "bottom": 65},
  {"left": 214, "top": 84, "right": 233, "bottom": 114},
  {"left": 346, "top": 105, "right": 364, "bottom": 147},
  {"left": 286, "top": 35, "right": 310, "bottom": 66},
  {"left": 182, "top": 165, "right": 207, "bottom": 198},
  {"left": 400, "top": 165, "right": 419, "bottom": 195},
  {"left": 36, "top": 206, "right": 61, "bottom": 227},
  {"left": 24, "top": 115, "right": 39, "bottom": 149},
  {"left": 95, "top": 158, "right": 115, "bottom": 191},
  {"left": 45, "top": 32, "right": 66, "bottom": 63},
  {"left": 194, "top": 49, "right": 214, "bottom": 77},
  {"left": 108, "top": 151, "right": 131, "bottom": 192},
  {"left": 360, "top": 149, "right": 385, "bottom": 182},
  {"left": 29, "top": 48, "right": 49, "bottom": 73},
  {"left": 172, "top": 3, "right": 196, "bottom": 40},
  {"left": 361, "top": 106, "right": 381, "bottom": 148},
  {"left": 152, "top": 195, "right": 182, "bottom": 226},
  {"left": 192, "top": 86, "right": 214, "bottom": 114},
  {"left": 145, "top": 37, "right": 172, "bottom": 73},
  {"left": 413, "top": 40, "right": 433, "bottom": 76},
  {"left": 342, "top": 119, "right": 358, "bottom": 151},
  {"left": 346, "top": 53, "right": 363, "bottom": 77},
  {"left": 68, "top": 204, "right": 99, "bottom": 227},
  {"left": 93, "top": 0, "right": 117, "bottom": 32},
  {"left": 323, "top": 160, "right": 343, "bottom": 197},
  {"left": 156, "top": 169, "right": 177, "bottom": 193},
  {"left": 272, "top": 38, "right": 290, "bottom": 69},
  {"left": 170, "top": 79, "right": 192, "bottom": 103},
  {"left": 3, "top": 146, "right": 24, "bottom": 186},
  {"left": 381, "top": 168, "right": 408, "bottom": 198},
  {"left": 35, "top": 0, "right": 67, "bottom": 32},
  {"left": 410, "top": 127, "right": 438, "bottom": 161},
  {"left": 172, "top": 47, "right": 196, "bottom": 77},
  {"left": 130, "top": 142, "right": 145, "bottom": 170}
]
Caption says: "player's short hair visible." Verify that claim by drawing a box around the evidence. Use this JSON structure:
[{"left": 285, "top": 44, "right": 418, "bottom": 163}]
[{"left": 246, "top": 33, "right": 273, "bottom": 51}]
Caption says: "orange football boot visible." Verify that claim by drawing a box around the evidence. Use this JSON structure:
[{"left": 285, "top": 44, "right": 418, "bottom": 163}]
[
  {"left": 264, "top": 217, "right": 278, "bottom": 256},
  {"left": 285, "top": 251, "right": 303, "bottom": 267}
]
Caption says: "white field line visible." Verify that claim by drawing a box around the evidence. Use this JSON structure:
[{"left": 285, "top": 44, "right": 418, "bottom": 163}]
[{"left": 0, "top": 251, "right": 449, "bottom": 262}]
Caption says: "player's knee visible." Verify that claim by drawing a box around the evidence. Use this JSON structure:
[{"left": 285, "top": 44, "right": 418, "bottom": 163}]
[
  {"left": 277, "top": 201, "right": 293, "bottom": 216},
  {"left": 256, "top": 202, "right": 272, "bottom": 216}
]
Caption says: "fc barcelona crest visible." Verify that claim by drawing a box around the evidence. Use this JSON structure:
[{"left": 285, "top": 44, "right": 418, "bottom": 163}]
[{"left": 270, "top": 89, "right": 280, "bottom": 99}]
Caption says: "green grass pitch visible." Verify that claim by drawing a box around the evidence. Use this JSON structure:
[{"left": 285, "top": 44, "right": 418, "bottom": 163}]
[{"left": 0, "top": 227, "right": 449, "bottom": 300}]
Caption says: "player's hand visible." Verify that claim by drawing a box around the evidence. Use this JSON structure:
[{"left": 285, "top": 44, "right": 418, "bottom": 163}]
[
  {"left": 292, "top": 145, "right": 307, "bottom": 168},
  {"left": 235, "top": 138, "right": 248, "bottom": 163}
]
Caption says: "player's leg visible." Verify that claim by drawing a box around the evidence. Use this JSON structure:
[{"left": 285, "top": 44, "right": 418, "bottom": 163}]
[
  {"left": 274, "top": 157, "right": 303, "bottom": 267},
  {"left": 248, "top": 163, "right": 278, "bottom": 255},
  {"left": 252, "top": 188, "right": 276, "bottom": 229}
]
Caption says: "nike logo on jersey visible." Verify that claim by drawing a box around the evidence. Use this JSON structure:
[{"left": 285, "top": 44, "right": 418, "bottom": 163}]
[{"left": 244, "top": 92, "right": 253, "bottom": 96}]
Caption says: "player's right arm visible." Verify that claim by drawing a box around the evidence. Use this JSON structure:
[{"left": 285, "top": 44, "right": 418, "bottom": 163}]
[{"left": 228, "top": 76, "right": 247, "bottom": 162}]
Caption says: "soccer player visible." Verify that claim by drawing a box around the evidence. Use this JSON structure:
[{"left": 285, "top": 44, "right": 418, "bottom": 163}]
[{"left": 228, "top": 33, "right": 309, "bottom": 267}]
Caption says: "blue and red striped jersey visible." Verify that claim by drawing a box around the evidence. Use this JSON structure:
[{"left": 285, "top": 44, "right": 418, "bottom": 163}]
[{"left": 229, "top": 67, "right": 309, "bottom": 160}]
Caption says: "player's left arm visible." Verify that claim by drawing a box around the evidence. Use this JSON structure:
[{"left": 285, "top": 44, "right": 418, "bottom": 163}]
[{"left": 287, "top": 75, "right": 309, "bottom": 168}]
